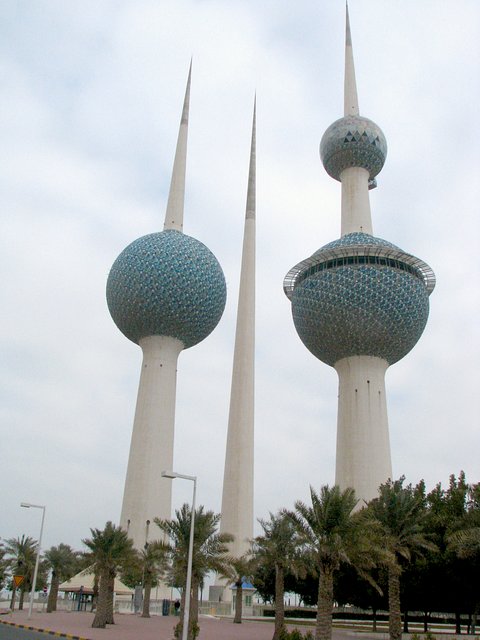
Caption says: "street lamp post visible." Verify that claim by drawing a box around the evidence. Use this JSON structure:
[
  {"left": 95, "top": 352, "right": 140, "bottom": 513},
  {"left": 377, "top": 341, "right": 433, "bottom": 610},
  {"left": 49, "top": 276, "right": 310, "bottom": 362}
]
[
  {"left": 20, "top": 502, "right": 46, "bottom": 620},
  {"left": 161, "top": 471, "right": 196, "bottom": 640}
]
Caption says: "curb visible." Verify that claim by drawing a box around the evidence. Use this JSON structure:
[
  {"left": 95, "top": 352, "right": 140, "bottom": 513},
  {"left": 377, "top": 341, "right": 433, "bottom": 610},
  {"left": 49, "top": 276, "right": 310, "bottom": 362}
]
[{"left": 0, "top": 618, "right": 92, "bottom": 639}]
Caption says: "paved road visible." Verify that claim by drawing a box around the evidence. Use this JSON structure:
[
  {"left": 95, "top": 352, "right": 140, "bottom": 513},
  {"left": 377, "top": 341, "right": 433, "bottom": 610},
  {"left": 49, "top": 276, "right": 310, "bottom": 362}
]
[{"left": 0, "top": 626, "right": 54, "bottom": 639}]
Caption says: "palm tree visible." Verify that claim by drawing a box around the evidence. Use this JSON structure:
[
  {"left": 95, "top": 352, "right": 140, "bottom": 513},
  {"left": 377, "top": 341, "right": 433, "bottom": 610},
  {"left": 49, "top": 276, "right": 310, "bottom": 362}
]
[
  {"left": 287, "top": 485, "right": 379, "bottom": 640},
  {"left": 155, "top": 504, "right": 233, "bottom": 640},
  {"left": 449, "top": 526, "right": 480, "bottom": 557},
  {"left": 4, "top": 535, "right": 38, "bottom": 610},
  {"left": 221, "top": 554, "right": 255, "bottom": 624},
  {"left": 140, "top": 541, "right": 168, "bottom": 618},
  {"left": 447, "top": 482, "right": 480, "bottom": 633},
  {"left": 447, "top": 481, "right": 480, "bottom": 558},
  {"left": 366, "top": 477, "right": 436, "bottom": 640},
  {"left": 44, "top": 544, "right": 80, "bottom": 612},
  {"left": 0, "top": 543, "right": 7, "bottom": 591},
  {"left": 253, "top": 512, "right": 301, "bottom": 640},
  {"left": 83, "top": 522, "right": 137, "bottom": 628}
]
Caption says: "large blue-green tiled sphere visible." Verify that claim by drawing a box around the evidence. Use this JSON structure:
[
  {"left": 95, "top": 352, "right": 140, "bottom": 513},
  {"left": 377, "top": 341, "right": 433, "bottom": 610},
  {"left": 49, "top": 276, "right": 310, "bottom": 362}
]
[
  {"left": 287, "top": 233, "right": 433, "bottom": 366},
  {"left": 320, "top": 115, "right": 387, "bottom": 181},
  {"left": 106, "top": 230, "right": 226, "bottom": 348}
]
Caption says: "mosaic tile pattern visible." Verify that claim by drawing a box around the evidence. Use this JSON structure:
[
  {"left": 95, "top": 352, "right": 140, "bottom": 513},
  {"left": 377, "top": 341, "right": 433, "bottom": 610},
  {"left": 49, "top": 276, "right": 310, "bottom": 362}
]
[
  {"left": 317, "top": 232, "right": 399, "bottom": 253},
  {"left": 106, "top": 230, "right": 226, "bottom": 348},
  {"left": 289, "top": 233, "right": 431, "bottom": 366},
  {"left": 292, "top": 264, "right": 429, "bottom": 366},
  {"left": 320, "top": 115, "right": 387, "bottom": 181},
  {"left": 285, "top": 233, "right": 436, "bottom": 298}
]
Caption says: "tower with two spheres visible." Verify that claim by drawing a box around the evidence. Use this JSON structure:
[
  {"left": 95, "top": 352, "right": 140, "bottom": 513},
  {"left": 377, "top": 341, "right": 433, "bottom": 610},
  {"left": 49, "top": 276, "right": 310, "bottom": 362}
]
[{"left": 284, "top": 7, "right": 435, "bottom": 504}]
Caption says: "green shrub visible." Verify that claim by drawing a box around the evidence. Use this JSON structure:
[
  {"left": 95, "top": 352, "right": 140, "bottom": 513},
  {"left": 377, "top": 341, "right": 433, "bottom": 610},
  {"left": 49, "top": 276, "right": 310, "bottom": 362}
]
[
  {"left": 278, "top": 629, "right": 311, "bottom": 640},
  {"left": 173, "top": 620, "right": 200, "bottom": 639},
  {"left": 425, "top": 632, "right": 436, "bottom": 640}
]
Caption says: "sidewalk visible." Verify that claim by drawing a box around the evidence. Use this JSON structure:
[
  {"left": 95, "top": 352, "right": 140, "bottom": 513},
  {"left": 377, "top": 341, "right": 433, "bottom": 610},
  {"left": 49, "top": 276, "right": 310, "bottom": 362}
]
[{"left": 0, "top": 609, "right": 318, "bottom": 639}]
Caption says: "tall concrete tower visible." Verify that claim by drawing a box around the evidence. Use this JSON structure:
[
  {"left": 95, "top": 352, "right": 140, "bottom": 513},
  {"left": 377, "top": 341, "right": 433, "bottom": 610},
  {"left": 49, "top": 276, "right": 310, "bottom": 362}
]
[
  {"left": 106, "top": 67, "right": 227, "bottom": 548},
  {"left": 284, "top": 7, "right": 435, "bottom": 504},
  {"left": 219, "top": 102, "right": 256, "bottom": 559}
]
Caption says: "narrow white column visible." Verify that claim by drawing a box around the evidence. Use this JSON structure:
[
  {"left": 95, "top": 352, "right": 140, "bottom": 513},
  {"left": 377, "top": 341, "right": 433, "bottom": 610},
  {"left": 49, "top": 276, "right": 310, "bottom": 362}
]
[
  {"left": 334, "top": 355, "right": 392, "bottom": 505},
  {"left": 344, "top": 3, "right": 359, "bottom": 117},
  {"left": 340, "top": 167, "right": 373, "bottom": 235},
  {"left": 164, "top": 62, "right": 191, "bottom": 232},
  {"left": 120, "top": 335, "right": 184, "bottom": 548},
  {"left": 340, "top": 5, "right": 373, "bottom": 237},
  {"left": 220, "top": 215, "right": 255, "bottom": 557},
  {"left": 220, "top": 104, "right": 256, "bottom": 560}
]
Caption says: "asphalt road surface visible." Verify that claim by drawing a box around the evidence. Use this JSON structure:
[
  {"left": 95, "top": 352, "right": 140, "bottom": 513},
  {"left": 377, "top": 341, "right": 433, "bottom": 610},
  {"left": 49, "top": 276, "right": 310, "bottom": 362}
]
[{"left": 0, "top": 627, "right": 54, "bottom": 639}]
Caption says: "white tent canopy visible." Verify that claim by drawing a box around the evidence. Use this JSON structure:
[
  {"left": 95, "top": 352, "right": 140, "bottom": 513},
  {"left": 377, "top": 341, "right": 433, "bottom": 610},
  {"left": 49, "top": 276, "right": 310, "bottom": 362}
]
[{"left": 59, "top": 569, "right": 133, "bottom": 596}]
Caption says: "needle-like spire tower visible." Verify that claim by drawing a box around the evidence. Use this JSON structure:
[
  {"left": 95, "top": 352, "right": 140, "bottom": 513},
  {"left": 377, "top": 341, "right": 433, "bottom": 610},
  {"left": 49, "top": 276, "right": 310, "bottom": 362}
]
[
  {"left": 164, "top": 62, "right": 191, "bottom": 231},
  {"left": 344, "top": 3, "right": 359, "bottom": 116},
  {"left": 219, "top": 99, "right": 256, "bottom": 565}
]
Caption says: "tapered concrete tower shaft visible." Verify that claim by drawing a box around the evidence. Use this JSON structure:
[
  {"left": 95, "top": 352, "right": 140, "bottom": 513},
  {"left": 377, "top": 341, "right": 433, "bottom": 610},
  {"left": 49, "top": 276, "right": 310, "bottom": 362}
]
[
  {"left": 341, "top": 5, "right": 372, "bottom": 236},
  {"left": 335, "top": 356, "right": 392, "bottom": 503},
  {"left": 164, "top": 62, "right": 191, "bottom": 232},
  {"left": 120, "top": 336, "right": 183, "bottom": 545},
  {"left": 220, "top": 103, "right": 256, "bottom": 557}
]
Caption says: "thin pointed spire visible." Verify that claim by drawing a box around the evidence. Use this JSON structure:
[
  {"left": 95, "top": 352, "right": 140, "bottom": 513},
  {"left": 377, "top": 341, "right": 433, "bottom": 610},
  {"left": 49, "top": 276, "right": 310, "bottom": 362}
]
[
  {"left": 219, "top": 95, "right": 256, "bottom": 564},
  {"left": 164, "top": 62, "right": 192, "bottom": 231},
  {"left": 245, "top": 97, "right": 256, "bottom": 220},
  {"left": 344, "top": 2, "right": 359, "bottom": 116}
]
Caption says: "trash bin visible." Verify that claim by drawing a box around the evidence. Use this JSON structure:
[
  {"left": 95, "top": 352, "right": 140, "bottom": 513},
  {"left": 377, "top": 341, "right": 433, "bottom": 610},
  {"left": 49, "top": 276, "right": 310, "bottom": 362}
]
[{"left": 162, "top": 599, "right": 170, "bottom": 616}]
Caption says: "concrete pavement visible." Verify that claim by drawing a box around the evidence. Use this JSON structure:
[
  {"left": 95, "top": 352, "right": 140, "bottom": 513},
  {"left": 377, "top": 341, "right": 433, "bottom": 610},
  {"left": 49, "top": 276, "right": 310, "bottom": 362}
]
[{"left": 0, "top": 609, "right": 320, "bottom": 639}]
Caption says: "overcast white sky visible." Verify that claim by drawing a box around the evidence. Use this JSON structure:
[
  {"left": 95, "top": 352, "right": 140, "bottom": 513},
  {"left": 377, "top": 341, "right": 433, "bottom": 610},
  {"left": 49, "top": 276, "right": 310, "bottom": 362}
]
[{"left": 2, "top": 1, "right": 479, "bottom": 554}]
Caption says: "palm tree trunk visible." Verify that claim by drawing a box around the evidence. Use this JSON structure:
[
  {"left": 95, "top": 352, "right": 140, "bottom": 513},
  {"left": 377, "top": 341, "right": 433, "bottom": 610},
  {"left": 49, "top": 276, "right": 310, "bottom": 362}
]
[
  {"left": 273, "top": 563, "right": 285, "bottom": 640},
  {"left": 388, "top": 565, "right": 402, "bottom": 640},
  {"left": 142, "top": 580, "right": 152, "bottom": 618},
  {"left": 234, "top": 582, "right": 243, "bottom": 623},
  {"left": 472, "top": 601, "right": 478, "bottom": 634},
  {"left": 92, "top": 572, "right": 99, "bottom": 611},
  {"left": 455, "top": 611, "right": 461, "bottom": 634},
  {"left": 19, "top": 585, "right": 26, "bottom": 610},
  {"left": 92, "top": 569, "right": 109, "bottom": 628},
  {"left": 106, "top": 572, "right": 115, "bottom": 624},
  {"left": 175, "top": 587, "right": 187, "bottom": 638},
  {"left": 10, "top": 587, "right": 17, "bottom": 611},
  {"left": 189, "top": 576, "right": 199, "bottom": 639},
  {"left": 315, "top": 565, "right": 334, "bottom": 640},
  {"left": 47, "top": 574, "right": 59, "bottom": 612}
]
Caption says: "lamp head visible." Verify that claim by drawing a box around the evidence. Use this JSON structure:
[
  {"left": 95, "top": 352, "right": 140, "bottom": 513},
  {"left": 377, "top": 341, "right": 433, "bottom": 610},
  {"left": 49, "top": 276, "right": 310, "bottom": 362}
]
[{"left": 161, "top": 471, "right": 178, "bottom": 479}]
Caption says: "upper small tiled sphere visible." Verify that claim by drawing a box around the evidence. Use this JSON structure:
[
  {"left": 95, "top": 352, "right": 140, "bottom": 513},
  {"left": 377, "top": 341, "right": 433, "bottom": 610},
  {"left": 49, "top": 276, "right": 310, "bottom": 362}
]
[
  {"left": 106, "top": 230, "right": 226, "bottom": 348},
  {"left": 320, "top": 115, "right": 387, "bottom": 181}
]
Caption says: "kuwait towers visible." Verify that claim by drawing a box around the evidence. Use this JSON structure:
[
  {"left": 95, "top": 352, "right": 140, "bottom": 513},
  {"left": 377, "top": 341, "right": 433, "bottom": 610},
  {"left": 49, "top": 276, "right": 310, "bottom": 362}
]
[
  {"left": 106, "top": 67, "right": 227, "bottom": 548},
  {"left": 284, "top": 7, "right": 435, "bottom": 504}
]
